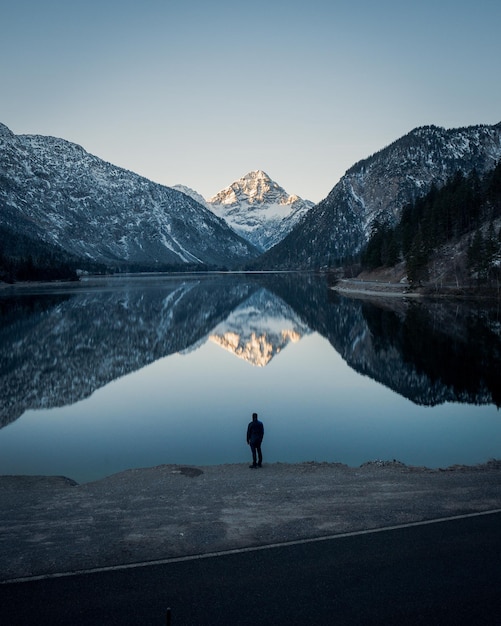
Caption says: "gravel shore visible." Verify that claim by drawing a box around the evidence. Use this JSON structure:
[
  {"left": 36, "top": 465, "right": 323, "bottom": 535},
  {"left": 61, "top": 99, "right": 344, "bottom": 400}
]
[{"left": 1, "top": 460, "right": 500, "bottom": 583}]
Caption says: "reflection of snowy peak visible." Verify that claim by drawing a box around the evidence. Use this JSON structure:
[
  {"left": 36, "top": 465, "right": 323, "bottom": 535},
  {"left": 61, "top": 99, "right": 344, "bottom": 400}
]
[
  {"left": 207, "top": 170, "right": 314, "bottom": 251},
  {"left": 209, "top": 288, "right": 310, "bottom": 366},
  {"left": 0, "top": 275, "right": 257, "bottom": 428}
]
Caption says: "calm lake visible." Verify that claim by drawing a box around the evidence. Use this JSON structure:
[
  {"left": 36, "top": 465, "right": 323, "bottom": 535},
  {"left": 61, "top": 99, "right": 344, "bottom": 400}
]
[{"left": 0, "top": 273, "right": 500, "bottom": 483}]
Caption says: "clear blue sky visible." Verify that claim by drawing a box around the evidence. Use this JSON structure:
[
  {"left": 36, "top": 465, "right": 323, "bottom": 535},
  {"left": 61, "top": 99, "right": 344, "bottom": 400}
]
[{"left": 1, "top": 0, "right": 500, "bottom": 202}]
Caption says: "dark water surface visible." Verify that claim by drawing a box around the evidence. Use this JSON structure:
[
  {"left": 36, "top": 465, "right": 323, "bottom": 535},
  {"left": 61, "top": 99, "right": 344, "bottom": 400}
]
[{"left": 0, "top": 273, "right": 499, "bottom": 482}]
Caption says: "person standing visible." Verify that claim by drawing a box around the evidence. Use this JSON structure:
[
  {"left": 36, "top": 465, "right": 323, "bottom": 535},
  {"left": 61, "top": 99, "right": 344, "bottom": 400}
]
[{"left": 246, "top": 412, "right": 264, "bottom": 468}]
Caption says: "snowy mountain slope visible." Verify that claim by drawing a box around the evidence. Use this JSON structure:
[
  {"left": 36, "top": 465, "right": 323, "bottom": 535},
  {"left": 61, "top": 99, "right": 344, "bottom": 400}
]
[
  {"left": 255, "top": 122, "right": 501, "bottom": 269},
  {"left": 0, "top": 123, "right": 259, "bottom": 269},
  {"left": 172, "top": 184, "right": 210, "bottom": 209},
  {"left": 205, "top": 170, "right": 314, "bottom": 251}
]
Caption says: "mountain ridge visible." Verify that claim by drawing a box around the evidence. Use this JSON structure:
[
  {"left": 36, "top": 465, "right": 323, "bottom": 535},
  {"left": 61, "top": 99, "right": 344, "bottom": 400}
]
[
  {"left": 253, "top": 122, "right": 501, "bottom": 270},
  {"left": 3, "top": 120, "right": 501, "bottom": 277},
  {"left": 177, "top": 170, "right": 314, "bottom": 252},
  {"left": 0, "top": 123, "right": 259, "bottom": 271}
]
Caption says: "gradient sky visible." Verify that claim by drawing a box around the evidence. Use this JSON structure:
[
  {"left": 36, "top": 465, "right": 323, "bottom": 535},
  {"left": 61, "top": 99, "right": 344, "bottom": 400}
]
[{"left": 2, "top": 0, "right": 500, "bottom": 203}]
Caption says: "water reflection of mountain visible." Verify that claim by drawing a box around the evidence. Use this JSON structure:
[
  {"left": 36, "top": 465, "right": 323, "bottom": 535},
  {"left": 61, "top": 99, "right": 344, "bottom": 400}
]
[
  {"left": 0, "top": 276, "right": 259, "bottom": 427},
  {"left": 256, "top": 274, "right": 501, "bottom": 407},
  {"left": 2, "top": 274, "right": 500, "bottom": 428},
  {"left": 0, "top": 276, "right": 310, "bottom": 427},
  {"left": 209, "top": 289, "right": 310, "bottom": 366}
]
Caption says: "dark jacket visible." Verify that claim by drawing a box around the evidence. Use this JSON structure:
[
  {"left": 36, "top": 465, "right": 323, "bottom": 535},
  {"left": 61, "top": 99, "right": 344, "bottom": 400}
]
[{"left": 247, "top": 419, "right": 264, "bottom": 444}]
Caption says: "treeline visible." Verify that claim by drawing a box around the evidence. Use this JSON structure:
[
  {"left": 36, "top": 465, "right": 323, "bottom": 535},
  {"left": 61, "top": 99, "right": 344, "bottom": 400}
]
[
  {"left": 0, "top": 227, "right": 81, "bottom": 283},
  {"left": 361, "top": 161, "right": 501, "bottom": 285},
  {"left": 109, "top": 261, "right": 233, "bottom": 274},
  {"left": 0, "top": 224, "right": 236, "bottom": 283}
]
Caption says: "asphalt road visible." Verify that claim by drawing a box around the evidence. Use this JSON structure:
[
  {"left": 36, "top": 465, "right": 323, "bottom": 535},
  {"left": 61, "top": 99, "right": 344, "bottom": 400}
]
[{"left": 1, "top": 511, "right": 500, "bottom": 625}]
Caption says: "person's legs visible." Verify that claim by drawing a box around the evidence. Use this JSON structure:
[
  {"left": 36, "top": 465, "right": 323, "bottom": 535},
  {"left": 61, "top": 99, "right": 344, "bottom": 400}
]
[
  {"left": 250, "top": 443, "right": 257, "bottom": 467},
  {"left": 256, "top": 443, "right": 262, "bottom": 467}
]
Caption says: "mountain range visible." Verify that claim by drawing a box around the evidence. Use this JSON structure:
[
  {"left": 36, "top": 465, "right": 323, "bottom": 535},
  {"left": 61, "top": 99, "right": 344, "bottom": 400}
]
[
  {"left": 253, "top": 122, "right": 501, "bottom": 269},
  {"left": 0, "top": 123, "right": 258, "bottom": 271},
  {"left": 1, "top": 120, "right": 501, "bottom": 274}
]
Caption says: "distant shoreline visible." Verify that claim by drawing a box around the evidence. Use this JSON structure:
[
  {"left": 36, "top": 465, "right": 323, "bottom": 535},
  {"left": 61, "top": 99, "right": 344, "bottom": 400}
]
[
  {"left": 331, "top": 279, "right": 417, "bottom": 298},
  {"left": 331, "top": 277, "right": 501, "bottom": 300}
]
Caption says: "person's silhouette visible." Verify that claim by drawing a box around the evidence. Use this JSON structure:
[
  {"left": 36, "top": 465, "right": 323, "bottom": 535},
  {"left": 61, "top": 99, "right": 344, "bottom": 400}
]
[{"left": 246, "top": 412, "right": 264, "bottom": 468}]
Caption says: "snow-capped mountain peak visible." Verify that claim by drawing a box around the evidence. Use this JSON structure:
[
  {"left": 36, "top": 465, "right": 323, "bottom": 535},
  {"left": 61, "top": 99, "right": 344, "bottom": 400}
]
[
  {"left": 209, "top": 170, "right": 299, "bottom": 207},
  {"left": 206, "top": 170, "right": 314, "bottom": 251},
  {"left": 210, "top": 170, "right": 283, "bottom": 205}
]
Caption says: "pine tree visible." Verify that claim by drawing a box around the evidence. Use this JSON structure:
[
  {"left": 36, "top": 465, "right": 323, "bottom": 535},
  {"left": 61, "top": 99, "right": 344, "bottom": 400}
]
[
  {"left": 406, "top": 227, "right": 429, "bottom": 285},
  {"left": 467, "top": 228, "right": 481, "bottom": 264}
]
